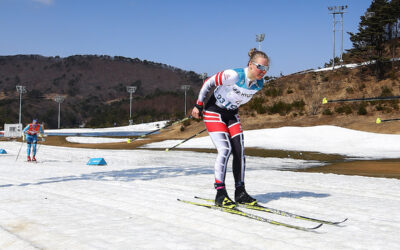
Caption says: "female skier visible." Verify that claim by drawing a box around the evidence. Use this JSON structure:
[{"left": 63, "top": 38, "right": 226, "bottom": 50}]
[
  {"left": 23, "top": 119, "right": 44, "bottom": 162},
  {"left": 191, "top": 48, "right": 269, "bottom": 208}
]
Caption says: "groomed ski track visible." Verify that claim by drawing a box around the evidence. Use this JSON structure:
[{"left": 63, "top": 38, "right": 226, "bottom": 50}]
[{"left": 0, "top": 142, "right": 400, "bottom": 249}]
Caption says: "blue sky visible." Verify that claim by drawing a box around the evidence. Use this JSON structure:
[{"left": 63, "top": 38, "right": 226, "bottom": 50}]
[{"left": 0, "top": 0, "right": 372, "bottom": 76}]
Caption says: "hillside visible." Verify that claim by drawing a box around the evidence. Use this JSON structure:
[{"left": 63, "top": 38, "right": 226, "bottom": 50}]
[
  {"left": 236, "top": 59, "right": 400, "bottom": 134},
  {"left": 0, "top": 55, "right": 202, "bottom": 128},
  {"left": 1, "top": 51, "right": 400, "bottom": 134},
  {"left": 174, "top": 58, "right": 400, "bottom": 138}
]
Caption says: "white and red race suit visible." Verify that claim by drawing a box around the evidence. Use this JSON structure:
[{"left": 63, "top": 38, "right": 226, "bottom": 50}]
[{"left": 196, "top": 67, "right": 264, "bottom": 188}]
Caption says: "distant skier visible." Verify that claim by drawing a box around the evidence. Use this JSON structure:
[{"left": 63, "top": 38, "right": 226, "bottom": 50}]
[
  {"left": 23, "top": 119, "right": 44, "bottom": 162},
  {"left": 191, "top": 48, "right": 270, "bottom": 208}
]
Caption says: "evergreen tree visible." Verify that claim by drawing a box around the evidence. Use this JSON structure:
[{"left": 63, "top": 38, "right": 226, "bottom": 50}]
[{"left": 348, "top": 0, "right": 394, "bottom": 78}]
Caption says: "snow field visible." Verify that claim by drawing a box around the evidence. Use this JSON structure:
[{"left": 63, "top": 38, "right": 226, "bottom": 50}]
[{"left": 0, "top": 125, "right": 400, "bottom": 249}]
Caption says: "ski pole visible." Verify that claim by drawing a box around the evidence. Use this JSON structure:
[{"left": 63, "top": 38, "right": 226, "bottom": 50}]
[
  {"left": 35, "top": 139, "right": 43, "bottom": 156},
  {"left": 127, "top": 117, "right": 191, "bottom": 143},
  {"left": 165, "top": 128, "right": 207, "bottom": 152},
  {"left": 35, "top": 134, "right": 47, "bottom": 157},
  {"left": 376, "top": 117, "right": 400, "bottom": 124},
  {"left": 15, "top": 140, "right": 24, "bottom": 162},
  {"left": 322, "top": 95, "right": 400, "bottom": 104}
]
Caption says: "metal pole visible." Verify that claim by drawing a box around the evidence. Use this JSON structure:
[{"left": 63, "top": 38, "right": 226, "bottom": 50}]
[
  {"left": 185, "top": 88, "right": 188, "bottom": 115},
  {"left": 129, "top": 92, "right": 133, "bottom": 120},
  {"left": 181, "top": 85, "right": 190, "bottom": 115},
  {"left": 328, "top": 5, "right": 347, "bottom": 69},
  {"left": 333, "top": 13, "right": 336, "bottom": 69},
  {"left": 340, "top": 13, "right": 344, "bottom": 63},
  {"left": 16, "top": 85, "right": 26, "bottom": 124},
  {"left": 126, "top": 86, "right": 137, "bottom": 125},
  {"left": 58, "top": 102, "right": 61, "bottom": 129},
  {"left": 19, "top": 91, "right": 22, "bottom": 124},
  {"left": 54, "top": 96, "right": 65, "bottom": 129}
]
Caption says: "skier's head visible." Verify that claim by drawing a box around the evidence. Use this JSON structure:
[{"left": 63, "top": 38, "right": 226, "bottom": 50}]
[
  {"left": 32, "top": 119, "right": 38, "bottom": 124},
  {"left": 248, "top": 48, "right": 269, "bottom": 80}
]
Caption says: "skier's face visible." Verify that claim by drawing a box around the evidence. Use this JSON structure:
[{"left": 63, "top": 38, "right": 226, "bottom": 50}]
[{"left": 250, "top": 57, "right": 269, "bottom": 80}]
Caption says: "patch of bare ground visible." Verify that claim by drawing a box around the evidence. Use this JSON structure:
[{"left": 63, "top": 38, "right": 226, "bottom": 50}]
[
  {"left": 296, "top": 160, "right": 400, "bottom": 180},
  {"left": 9, "top": 114, "right": 395, "bottom": 180}
]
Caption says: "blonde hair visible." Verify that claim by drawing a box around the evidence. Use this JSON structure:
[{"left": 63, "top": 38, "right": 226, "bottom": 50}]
[{"left": 248, "top": 48, "right": 269, "bottom": 64}]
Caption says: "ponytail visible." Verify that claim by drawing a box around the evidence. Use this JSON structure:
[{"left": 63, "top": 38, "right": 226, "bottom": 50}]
[{"left": 248, "top": 48, "right": 269, "bottom": 64}]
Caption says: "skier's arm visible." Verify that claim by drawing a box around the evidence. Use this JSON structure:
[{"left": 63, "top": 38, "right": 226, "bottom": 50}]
[
  {"left": 22, "top": 125, "right": 29, "bottom": 141},
  {"left": 192, "top": 70, "right": 239, "bottom": 119},
  {"left": 22, "top": 125, "right": 29, "bottom": 134}
]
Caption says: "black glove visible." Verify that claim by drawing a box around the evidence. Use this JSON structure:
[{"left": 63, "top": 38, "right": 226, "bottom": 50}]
[{"left": 195, "top": 104, "right": 203, "bottom": 113}]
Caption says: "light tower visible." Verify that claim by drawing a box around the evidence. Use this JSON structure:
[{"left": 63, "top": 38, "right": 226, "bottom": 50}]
[
  {"left": 16, "top": 85, "right": 27, "bottom": 124},
  {"left": 54, "top": 96, "right": 65, "bottom": 129},
  {"left": 126, "top": 86, "right": 137, "bottom": 125},
  {"left": 256, "top": 33, "right": 265, "bottom": 51},
  {"left": 328, "top": 5, "right": 348, "bottom": 69},
  {"left": 181, "top": 85, "right": 191, "bottom": 115},
  {"left": 200, "top": 72, "right": 208, "bottom": 83}
]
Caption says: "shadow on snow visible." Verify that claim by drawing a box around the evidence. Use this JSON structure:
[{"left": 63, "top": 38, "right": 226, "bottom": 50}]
[
  {"left": 0, "top": 167, "right": 332, "bottom": 203},
  {"left": 0, "top": 166, "right": 215, "bottom": 188},
  {"left": 254, "top": 191, "right": 330, "bottom": 203}
]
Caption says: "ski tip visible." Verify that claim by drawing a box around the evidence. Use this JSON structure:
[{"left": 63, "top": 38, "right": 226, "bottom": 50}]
[
  {"left": 335, "top": 218, "right": 348, "bottom": 224},
  {"left": 312, "top": 223, "right": 323, "bottom": 230},
  {"left": 376, "top": 118, "right": 381, "bottom": 124},
  {"left": 322, "top": 97, "right": 328, "bottom": 104}
]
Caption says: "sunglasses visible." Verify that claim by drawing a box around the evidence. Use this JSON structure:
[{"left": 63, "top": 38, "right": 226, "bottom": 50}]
[{"left": 252, "top": 61, "right": 269, "bottom": 72}]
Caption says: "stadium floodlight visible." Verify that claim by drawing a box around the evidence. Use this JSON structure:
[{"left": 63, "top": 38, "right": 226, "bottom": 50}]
[
  {"left": 200, "top": 73, "right": 208, "bottom": 82},
  {"left": 54, "top": 96, "right": 65, "bottom": 129},
  {"left": 126, "top": 86, "right": 137, "bottom": 125},
  {"left": 181, "top": 85, "right": 191, "bottom": 115},
  {"left": 328, "top": 5, "right": 348, "bottom": 69},
  {"left": 16, "top": 85, "right": 27, "bottom": 124},
  {"left": 256, "top": 33, "right": 265, "bottom": 51}
]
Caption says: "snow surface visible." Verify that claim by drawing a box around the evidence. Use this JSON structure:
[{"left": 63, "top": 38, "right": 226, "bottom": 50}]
[
  {"left": 45, "top": 120, "right": 168, "bottom": 133},
  {"left": 66, "top": 136, "right": 130, "bottom": 144},
  {"left": 298, "top": 57, "right": 400, "bottom": 74},
  {"left": 142, "top": 125, "right": 400, "bottom": 159},
  {"left": 1, "top": 125, "right": 400, "bottom": 249}
]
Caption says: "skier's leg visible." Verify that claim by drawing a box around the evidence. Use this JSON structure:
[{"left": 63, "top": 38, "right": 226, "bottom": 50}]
[
  {"left": 26, "top": 135, "right": 32, "bottom": 157},
  {"left": 204, "top": 110, "right": 232, "bottom": 186},
  {"left": 26, "top": 143, "right": 31, "bottom": 158},
  {"left": 228, "top": 114, "right": 245, "bottom": 186},
  {"left": 32, "top": 135, "right": 37, "bottom": 156},
  {"left": 228, "top": 114, "right": 257, "bottom": 205},
  {"left": 203, "top": 110, "right": 235, "bottom": 207}
]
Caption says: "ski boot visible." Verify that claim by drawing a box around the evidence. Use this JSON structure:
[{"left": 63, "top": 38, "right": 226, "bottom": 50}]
[
  {"left": 27, "top": 156, "right": 31, "bottom": 162},
  {"left": 32, "top": 156, "right": 36, "bottom": 162},
  {"left": 215, "top": 187, "right": 236, "bottom": 209},
  {"left": 235, "top": 185, "right": 257, "bottom": 206}
]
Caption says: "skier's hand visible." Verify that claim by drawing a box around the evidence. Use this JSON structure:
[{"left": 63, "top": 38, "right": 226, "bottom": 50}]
[{"left": 191, "top": 106, "right": 202, "bottom": 119}]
